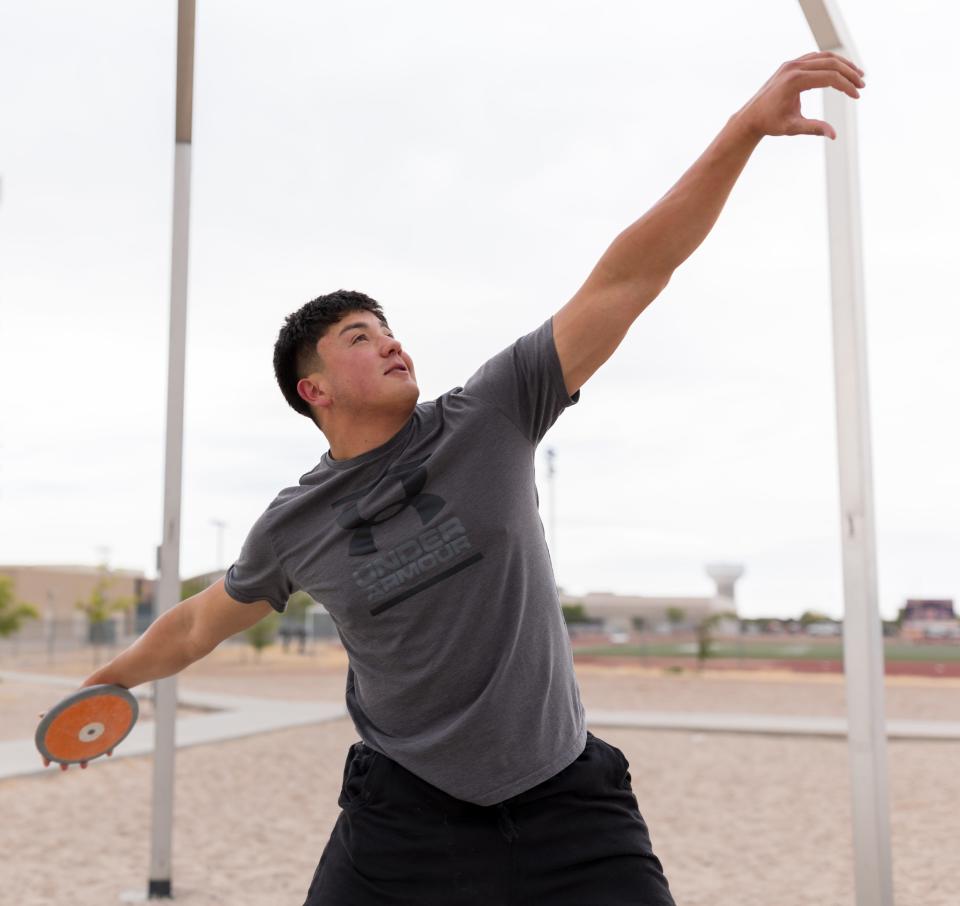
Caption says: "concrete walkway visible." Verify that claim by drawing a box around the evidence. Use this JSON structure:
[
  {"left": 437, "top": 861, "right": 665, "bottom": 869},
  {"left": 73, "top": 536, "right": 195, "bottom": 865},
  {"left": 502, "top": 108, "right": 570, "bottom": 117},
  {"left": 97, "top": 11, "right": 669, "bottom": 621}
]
[
  {"left": 3, "top": 670, "right": 959, "bottom": 782},
  {"left": 587, "top": 708, "right": 960, "bottom": 741},
  {"left": 0, "top": 671, "right": 346, "bottom": 781}
]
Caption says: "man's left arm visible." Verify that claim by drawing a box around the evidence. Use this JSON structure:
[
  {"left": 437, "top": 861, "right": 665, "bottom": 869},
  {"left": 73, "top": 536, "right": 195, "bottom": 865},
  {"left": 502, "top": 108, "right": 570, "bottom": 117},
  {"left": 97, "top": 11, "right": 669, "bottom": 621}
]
[{"left": 553, "top": 50, "right": 866, "bottom": 397}]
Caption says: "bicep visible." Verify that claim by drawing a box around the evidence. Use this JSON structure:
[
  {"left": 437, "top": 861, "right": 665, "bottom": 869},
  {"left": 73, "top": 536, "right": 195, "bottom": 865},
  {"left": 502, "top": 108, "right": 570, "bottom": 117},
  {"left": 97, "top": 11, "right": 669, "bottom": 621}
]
[
  {"left": 185, "top": 577, "right": 275, "bottom": 657},
  {"left": 552, "top": 273, "right": 670, "bottom": 397}
]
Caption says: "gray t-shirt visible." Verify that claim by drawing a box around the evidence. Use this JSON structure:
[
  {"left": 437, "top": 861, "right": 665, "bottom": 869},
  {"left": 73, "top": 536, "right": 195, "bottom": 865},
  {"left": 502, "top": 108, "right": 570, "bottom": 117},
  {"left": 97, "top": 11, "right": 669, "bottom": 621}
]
[{"left": 225, "top": 316, "right": 586, "bottom": 806}]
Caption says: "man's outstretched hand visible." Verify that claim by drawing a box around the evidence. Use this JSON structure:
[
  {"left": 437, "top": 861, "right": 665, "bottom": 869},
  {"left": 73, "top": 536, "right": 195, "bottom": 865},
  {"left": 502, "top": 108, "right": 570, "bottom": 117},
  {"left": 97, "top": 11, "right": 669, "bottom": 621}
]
[{"left": 737, "top": 51, "right": 866, "bottom": 141}]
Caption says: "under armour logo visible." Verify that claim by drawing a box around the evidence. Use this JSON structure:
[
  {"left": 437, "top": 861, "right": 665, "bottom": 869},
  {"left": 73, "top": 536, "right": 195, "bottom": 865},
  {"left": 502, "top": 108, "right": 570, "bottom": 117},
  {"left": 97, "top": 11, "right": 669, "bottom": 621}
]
[{"left": 333, "top": 455, "right": 446, "bottom": 556}]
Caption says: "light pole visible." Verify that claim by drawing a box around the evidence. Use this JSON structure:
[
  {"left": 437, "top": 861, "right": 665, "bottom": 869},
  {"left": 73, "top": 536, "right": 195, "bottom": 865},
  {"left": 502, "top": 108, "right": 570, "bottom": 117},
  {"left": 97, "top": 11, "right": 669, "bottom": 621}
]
[
  {"left": 148, "top": 0, "right": 196, "bottom": 899},
  {"left": 796, "top": 2, "right": 893, "bottom": 904}
]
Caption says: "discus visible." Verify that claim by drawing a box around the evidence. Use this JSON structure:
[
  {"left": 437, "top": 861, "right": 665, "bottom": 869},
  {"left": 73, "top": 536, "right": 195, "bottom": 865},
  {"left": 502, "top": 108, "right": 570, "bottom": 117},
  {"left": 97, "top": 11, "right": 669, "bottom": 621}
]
[{"left": 36, "top": 684, "right": 139, "bottom": 770}]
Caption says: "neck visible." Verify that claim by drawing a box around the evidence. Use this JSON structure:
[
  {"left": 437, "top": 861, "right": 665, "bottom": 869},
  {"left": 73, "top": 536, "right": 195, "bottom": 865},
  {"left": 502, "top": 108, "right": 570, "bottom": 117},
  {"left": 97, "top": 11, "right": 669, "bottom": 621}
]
[{"left": 323, "top": 409, "right": 414, "bottom": 461}]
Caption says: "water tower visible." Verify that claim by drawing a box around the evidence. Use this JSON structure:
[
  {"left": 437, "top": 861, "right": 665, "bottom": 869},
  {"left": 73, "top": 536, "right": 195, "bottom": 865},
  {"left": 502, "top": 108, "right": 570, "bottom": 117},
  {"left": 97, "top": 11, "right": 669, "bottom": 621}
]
[{"left": 705, "top": 563, "right": 745, "bottom": 613}]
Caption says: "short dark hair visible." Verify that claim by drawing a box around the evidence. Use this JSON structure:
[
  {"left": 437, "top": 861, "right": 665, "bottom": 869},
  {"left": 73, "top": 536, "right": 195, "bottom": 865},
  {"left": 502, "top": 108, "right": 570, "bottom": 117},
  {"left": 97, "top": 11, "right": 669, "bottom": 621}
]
[{"left": 273, "top": 289, "right": 387, "bottom": 421}]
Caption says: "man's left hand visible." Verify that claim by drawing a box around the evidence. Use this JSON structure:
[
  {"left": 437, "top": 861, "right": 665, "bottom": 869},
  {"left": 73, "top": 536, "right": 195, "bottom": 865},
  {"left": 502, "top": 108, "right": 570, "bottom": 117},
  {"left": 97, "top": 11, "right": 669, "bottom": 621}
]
[{"left": 737, "top": 51, "right": 866, "bottom": 141}]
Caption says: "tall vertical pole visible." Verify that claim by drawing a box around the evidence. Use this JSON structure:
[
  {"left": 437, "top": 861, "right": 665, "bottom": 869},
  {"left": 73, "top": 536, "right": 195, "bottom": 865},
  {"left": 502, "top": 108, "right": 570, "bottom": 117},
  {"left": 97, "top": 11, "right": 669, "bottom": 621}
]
[
  {"left": 823, "top": 81, "right": 894, "bottom": 906},
  {"left": 149, "top": 0, "right": 195, "bottom": 898},
  {"left": 796, "top": 3, "right": 894, "bottom": 903}
]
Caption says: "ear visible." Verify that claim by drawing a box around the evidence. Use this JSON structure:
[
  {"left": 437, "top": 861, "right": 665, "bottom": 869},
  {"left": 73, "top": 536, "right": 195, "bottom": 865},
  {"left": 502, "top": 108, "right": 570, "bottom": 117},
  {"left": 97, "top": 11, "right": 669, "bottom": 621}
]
[{"left": 296, "top": 376, "right": 330, "bottom": 411}]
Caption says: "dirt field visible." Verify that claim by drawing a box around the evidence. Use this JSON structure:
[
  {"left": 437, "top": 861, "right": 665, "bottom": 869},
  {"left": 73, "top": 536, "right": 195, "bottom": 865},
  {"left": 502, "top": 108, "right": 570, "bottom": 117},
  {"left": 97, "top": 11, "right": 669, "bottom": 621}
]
[{"left": 2, "top": 642, "right": 957, "bottom": 905}]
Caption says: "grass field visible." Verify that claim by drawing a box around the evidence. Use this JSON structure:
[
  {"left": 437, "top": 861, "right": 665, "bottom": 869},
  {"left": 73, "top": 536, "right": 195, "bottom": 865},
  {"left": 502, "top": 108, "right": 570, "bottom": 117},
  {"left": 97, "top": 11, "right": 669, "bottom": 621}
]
[{"left": 572, "top": 638, "right": 960, "bottom": 662}]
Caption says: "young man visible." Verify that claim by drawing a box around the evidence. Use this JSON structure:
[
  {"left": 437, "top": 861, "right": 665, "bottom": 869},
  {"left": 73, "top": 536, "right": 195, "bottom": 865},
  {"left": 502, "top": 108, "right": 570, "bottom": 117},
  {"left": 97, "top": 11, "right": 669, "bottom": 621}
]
[{"left": 77, "top": 52, "right": 864, "bottom": 904}]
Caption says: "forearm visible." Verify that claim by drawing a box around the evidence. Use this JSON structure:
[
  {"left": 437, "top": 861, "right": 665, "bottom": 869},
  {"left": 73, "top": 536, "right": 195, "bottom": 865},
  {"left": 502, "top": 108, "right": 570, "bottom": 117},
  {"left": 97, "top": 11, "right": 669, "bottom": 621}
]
[
  {"left": 590, "top": 111, "right": 762, "bottom": 291},
  {"left": 82, "top": 601, "right": 199, "bottom": 689},
  {"left": 553, "top": 53, "right": 861, "bottom": 394}
]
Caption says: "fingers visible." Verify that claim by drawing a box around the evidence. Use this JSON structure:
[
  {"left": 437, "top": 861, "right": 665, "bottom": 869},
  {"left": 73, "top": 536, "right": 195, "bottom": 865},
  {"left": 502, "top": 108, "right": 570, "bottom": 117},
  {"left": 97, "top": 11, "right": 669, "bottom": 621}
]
[
  {"left": 792, "top": 69, "right": 862, "bottom": 100},
  {"left": 797, "top": 56, "right": 865, "bottom": 90},
  {"left": 784, "top": 51, "right": 865, "bottom": 102},
  {"left": 795, "top": 50, "right": 864, "bottom": 77},
  {"left": 790, "top": 117, "right": 837, "bottom": 141}
]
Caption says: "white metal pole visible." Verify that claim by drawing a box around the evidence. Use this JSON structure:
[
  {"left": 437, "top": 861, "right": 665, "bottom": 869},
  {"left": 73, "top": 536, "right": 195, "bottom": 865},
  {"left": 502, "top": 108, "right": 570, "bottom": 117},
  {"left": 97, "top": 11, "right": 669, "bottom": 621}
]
[
  {"left": 797, "top": 3, "right": 894, "bottom": 904},
  {"left": 149, "top": 0, "right": 195, "bottom": 898},
  {"left": 822, "top": 79, "right": 894, "bottom": 906}
]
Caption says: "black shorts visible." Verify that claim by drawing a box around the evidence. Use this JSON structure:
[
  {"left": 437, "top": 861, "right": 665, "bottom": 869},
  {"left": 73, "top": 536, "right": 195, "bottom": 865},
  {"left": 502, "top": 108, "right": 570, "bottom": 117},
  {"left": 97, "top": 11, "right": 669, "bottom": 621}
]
[{"left": 303, "top": 730, "right": 675, "bottom": 905}]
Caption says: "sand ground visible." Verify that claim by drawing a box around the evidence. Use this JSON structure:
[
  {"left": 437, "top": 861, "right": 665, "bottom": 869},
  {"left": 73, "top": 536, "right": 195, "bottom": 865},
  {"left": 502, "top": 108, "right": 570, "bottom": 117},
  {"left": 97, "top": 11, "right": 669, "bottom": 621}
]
[{"left": 1, "top": 643, "right": 957, "bottom": 905}]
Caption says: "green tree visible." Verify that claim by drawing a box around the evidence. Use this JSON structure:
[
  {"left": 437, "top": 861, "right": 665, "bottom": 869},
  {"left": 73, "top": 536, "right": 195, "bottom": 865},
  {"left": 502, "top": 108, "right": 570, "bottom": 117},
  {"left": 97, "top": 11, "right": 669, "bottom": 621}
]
[
  {"left": 279, "top": 591, "right": 314, "bottom": 654},
  {"left": 284, "top": 591, "right": 314, "bottom": 620},
  {"left": 0, "top": 576, "right": 40, "bottom": 651},
  {"left": 75, "top": 568, "right": 135, "bottom": 665},
  {"left": 180, "top": 576, "right": 210, "bottom": 601},
  {"left": 245, "top": 612, "right": 280, "bottom": 660},
  {"left": 696, "top": 611, "right": 737, "bottom": 670},
  {"left": 631, "top": 616, "right": 648, "bottom": 661},
  {"left": 665, "top": 607, "right": 686, "bottom": 633},
  {"left": 799, "top": 610, "right": 832, "bottom": 628},
  {"left": 561, "top": 603, "right": 591, "bottom": 624}
]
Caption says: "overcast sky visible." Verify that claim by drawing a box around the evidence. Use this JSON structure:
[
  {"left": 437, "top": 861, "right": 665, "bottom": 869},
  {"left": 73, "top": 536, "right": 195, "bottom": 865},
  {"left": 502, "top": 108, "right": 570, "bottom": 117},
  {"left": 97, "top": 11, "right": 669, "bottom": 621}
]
[{"left": 1, "top": 0, "right": 956, "bottom": 619}]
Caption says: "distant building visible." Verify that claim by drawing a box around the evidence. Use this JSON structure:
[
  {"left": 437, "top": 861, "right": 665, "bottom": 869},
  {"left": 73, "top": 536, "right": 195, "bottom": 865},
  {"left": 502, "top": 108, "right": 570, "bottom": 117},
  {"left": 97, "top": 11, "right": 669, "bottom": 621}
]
[
  {"left": 561, "top": 563, "right": 745, "bottom": 635},
  {"left": 806, "top": 620, "right": 842, "bottom": 637},
  {"left": 560, "top": 591, "right": 735, "bottom": 633},
  {"left": 904, "top": 599, "right": 955, "bottom": 621},
  {"left": 901, "top": 598, "right": 958, "bottom": 641},
  {"left": 0, "top": 564, "right": 153, "bottom": 646},
  {"left": 560, "top": 591, "right": 718, "bottom": 634}
]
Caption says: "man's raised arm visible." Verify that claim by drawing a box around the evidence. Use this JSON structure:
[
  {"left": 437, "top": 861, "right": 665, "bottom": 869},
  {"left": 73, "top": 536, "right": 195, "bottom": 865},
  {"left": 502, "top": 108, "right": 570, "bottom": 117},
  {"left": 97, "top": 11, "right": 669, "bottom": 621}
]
[{"left": 553, "top": 51, "right": 866, "bottom": 398}]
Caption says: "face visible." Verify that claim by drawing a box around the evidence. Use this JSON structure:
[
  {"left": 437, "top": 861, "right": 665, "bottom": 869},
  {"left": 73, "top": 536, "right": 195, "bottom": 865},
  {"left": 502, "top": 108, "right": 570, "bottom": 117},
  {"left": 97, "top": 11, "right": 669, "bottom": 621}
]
[{"left": 300, "top": 311, "right": 419, "bottom": 418}]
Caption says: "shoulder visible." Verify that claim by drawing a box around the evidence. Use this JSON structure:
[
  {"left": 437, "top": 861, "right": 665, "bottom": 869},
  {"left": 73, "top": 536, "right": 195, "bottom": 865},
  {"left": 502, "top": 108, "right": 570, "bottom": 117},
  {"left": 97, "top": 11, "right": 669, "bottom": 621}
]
[{"left": 252, "top": 484, "right": 311, "bottom": 538}]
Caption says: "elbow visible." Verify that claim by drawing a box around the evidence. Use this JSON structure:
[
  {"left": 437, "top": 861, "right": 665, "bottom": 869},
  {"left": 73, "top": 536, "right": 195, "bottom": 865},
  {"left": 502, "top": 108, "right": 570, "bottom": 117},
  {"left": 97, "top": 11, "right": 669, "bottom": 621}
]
[
  {"left": 168, "top": 597, "right": 209, "bottom": 665},
  {"left": 627, "top": 270, "right": 672, "bottom": 318},
  {"left": 652, "top": 268, "right": 673, "bottom": 295}
]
